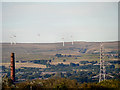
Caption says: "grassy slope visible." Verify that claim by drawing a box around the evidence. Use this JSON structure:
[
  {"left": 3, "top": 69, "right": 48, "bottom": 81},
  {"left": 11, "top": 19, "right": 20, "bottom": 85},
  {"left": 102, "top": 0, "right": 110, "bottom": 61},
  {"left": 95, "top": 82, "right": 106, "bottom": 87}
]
[{"left": 2, "top": 41, "right": 118, "bottom": 63}]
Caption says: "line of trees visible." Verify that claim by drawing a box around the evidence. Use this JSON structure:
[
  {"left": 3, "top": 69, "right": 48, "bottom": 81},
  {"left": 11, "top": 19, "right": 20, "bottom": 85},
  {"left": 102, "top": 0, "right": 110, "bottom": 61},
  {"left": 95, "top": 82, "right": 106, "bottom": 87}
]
[{"left": 2, "top": 76, "right": 120, "bottom": 89}]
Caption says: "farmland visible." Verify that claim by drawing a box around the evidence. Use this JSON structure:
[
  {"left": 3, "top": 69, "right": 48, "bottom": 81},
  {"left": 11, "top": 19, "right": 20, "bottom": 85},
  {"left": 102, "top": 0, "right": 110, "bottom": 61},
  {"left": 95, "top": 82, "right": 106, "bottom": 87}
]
[
  {"left": 2, "top": 63, "right": 46, "bottom": 69},
  {"left": 1, "top": 41, "right": 119, "bottom": 83},
  {"left": 2, "top": 41, "right": 118, "bottom": 63}
]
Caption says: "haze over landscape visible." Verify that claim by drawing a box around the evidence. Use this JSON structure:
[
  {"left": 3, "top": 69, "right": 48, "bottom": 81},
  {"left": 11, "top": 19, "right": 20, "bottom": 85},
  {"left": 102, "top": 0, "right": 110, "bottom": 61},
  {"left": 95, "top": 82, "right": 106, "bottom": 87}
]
[{"left": 1, "top": 2, "right": 120, "bottom": 89}]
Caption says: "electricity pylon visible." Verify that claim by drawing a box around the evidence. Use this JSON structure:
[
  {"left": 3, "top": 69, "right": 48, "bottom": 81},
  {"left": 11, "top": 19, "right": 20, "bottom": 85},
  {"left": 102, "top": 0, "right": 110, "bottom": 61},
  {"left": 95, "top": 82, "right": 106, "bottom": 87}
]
[
  {"left": 99, "top": 42, "right": 106, "bottom": 82},
  {"left": 93, "top": 42, "right": 113, "bottom": 82}
]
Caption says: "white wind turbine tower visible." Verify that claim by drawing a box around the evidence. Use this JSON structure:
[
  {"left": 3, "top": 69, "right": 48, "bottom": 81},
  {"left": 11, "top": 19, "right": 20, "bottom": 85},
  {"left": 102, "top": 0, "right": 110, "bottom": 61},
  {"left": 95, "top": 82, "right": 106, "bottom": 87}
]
[
  {"left": 62, "top": 37, "right": 64, "bottom": 47},
  {"left": 13, "top": 35, "right": 16, "bottom": 45},
  {"left": 37, "top": 33, "right": 40, "bottom": 43},
  {"left": 10, "top": 36, "right": 13, "bottom": 45},
  {"left": 71, "top": 35, "right": 74, "bottom": 45}
]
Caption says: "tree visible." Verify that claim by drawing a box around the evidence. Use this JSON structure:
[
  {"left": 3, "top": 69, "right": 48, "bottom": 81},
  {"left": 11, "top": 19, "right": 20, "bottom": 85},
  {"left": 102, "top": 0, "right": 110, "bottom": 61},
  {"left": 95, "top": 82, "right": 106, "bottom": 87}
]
[
  {"left": 2, "top": 75, "right": 15, "bottom": 88},
  {"left": 63, "top": 59, "right": 66, "bottom": 62}
]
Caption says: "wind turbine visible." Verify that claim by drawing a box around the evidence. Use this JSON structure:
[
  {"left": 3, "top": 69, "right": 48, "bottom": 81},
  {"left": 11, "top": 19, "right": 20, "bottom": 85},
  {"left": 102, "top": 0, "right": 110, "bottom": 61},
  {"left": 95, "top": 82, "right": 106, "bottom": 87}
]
[
  {"left": 37, "top": 33, "right": 40, "bottom": 43},
  {"left": 71, "top": 35, "right": 74, "bottom": 45},
  {"left": 62, "top": 37, "right": 64, "bottom": 47},
  {"left": 10, "top": 36, "right": 13, "bottom": 45},
  {"left": 13, "top": 35, "right": 16, "bottom": 45},
  {"left": 10, "top": 35, "right": 16, "bottom": 45}
]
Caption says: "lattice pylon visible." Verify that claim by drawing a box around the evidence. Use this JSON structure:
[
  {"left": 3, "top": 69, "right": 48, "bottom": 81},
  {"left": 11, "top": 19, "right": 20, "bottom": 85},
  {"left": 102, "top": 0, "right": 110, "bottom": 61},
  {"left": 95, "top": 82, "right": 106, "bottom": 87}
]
[{"left": 99, "top": 42, "right": 106, "bottom": 82}]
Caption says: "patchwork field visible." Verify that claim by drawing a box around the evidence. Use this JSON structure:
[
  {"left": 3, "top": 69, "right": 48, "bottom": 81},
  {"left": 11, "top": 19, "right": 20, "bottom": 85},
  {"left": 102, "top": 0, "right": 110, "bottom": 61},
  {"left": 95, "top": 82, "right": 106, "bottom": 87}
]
[{"left": 2, "top": 63, "right": 46, "bottom": 68}]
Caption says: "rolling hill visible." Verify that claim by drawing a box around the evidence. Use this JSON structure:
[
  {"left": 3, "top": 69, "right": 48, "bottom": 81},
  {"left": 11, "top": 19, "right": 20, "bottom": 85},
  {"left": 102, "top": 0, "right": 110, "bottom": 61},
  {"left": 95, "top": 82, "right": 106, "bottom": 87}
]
[{"left": 2, "top": 41, "right": 118, "bottom": 63}]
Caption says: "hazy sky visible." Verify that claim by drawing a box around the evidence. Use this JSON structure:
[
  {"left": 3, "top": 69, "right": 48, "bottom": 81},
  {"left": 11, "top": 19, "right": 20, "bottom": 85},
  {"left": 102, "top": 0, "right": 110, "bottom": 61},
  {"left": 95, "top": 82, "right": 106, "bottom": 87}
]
[{"left": 2, "top": 2, "right": 118, "bottom": 43}]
